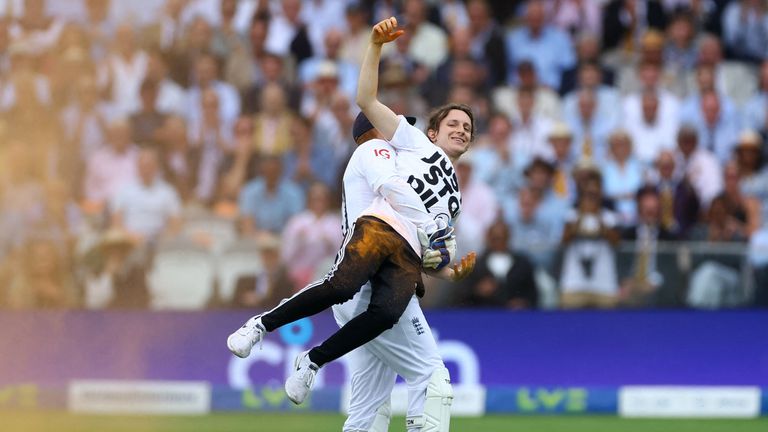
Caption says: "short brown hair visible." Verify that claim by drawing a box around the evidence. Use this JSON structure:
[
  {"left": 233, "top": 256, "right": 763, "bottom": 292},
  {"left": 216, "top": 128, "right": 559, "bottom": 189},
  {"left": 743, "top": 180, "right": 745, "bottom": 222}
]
[{"left": 426, "top": 103, "right": 475, "bottom": 143}]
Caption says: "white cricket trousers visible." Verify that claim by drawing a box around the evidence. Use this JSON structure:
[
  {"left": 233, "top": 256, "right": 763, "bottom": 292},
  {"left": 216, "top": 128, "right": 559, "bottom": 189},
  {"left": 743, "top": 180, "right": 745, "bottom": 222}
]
[{"left": 332, "top": 283, "right": 443, "bottom": 432}]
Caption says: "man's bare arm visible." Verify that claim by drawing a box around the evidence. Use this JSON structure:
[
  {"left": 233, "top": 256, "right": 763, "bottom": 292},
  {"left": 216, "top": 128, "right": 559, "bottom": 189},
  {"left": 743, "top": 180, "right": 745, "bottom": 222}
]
[{"left": 355, "top": 17, "right": 403, "bottom": 141}]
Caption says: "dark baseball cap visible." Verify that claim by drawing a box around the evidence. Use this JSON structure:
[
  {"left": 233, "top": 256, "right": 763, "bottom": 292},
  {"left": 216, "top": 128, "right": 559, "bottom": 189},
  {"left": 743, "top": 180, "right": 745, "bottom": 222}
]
[{"left": 352, "top": 112, "right": 417, "bottom": 142}]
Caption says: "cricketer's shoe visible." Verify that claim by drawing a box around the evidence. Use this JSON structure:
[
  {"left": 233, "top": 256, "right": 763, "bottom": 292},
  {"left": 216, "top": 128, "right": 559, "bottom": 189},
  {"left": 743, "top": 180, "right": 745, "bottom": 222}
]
[
  {"left": 227, "top": 315, "right": 266, "bottom": 358},
  {"left": 285, "top": 351, "right": 319, "bottom": 405}
]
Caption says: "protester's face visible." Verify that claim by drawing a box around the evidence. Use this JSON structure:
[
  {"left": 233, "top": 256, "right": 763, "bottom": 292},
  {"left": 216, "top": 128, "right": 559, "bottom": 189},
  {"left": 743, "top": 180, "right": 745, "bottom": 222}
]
[{"left": 431, "top": 109, "right": 472, "bottom": 159}]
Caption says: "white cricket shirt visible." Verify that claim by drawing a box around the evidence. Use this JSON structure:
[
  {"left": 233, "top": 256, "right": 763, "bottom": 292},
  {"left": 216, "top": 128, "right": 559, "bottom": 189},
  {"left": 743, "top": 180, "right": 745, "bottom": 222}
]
[{"left": 342, "top": 116, "right": 462, "bottom": 255}]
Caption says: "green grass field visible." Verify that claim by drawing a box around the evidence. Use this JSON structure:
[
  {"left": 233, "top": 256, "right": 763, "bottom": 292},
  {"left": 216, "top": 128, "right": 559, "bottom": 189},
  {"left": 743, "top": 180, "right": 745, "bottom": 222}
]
[{"left": 2, "top": 412, "right": 767, "bottom": 432}]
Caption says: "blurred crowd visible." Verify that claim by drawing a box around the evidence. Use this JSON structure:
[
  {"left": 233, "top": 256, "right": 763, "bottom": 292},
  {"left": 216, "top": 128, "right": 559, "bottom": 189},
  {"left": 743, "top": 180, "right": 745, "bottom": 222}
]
[{"left": 0, "top": 0, "right": 767, "bottom": 311}]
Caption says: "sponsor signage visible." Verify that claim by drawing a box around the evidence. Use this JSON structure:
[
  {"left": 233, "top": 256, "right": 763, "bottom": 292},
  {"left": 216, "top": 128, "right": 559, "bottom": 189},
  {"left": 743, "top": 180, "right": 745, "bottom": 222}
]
[
  {"left": 68, "top": 380, "right": 211, "bottom": 415},
  {"left": 1, "top": 311, "right": 766, "bottom": 391},
  {"left": 619, "top": 386, "right": 761, "bottom": 418}
]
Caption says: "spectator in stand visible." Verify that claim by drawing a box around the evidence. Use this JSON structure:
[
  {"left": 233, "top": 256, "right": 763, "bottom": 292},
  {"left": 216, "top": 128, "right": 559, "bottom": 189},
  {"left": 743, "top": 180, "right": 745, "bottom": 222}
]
[
  {"left": 211, "top": 0, "right": 248, "bottom": 60},
  {"left": 454, "top": 154, "right": 498, "bottom": 258},
  {"left": 130, "top": 79, "right": 167, "bottom": 148},
  {"left": 564, "top": 87, "right": 618, "bottom": 164},
  {"left": 140, "top": 0, "right": 188, "bottom": 54},
  {"left": 624, "top": 89, "right": 678, "bottom": 165},
  {"left": 438, "top": 0, "right": 470, "bottom": 31},
  {"left": 423, "top": 27, "right": 478, "bottom": 107},
  {"left": 167, "top": 16, "right": 216, "bottom": 87},
  {"left": 283, "top": 116, "right": 322, "bottom": 192},
  {"left": 548, "top": 123, "right": 578, "bottom": 203},
  {"left": 743, "top": 60, "right": 768, "bottom": 136},
  {"left": 280, "top": 182, "right": 341, "bottom": 290},
  {"left": 0, "top": 140, "right": 45, "bottom": 256},
  {"left": 241, "top": 51, "right": 302, "bottom": 115},
  {"left": 687, "top": 193, "right": 750, "bottom": 308},
  {"left": 733, "top": 130, "right": 768, "bottom": 225},
  {"left": 188, "top": 53, "right": 241, "bottom": 128},
  {"left": 308, "top": 90, "right": 357, "bottom": 176},
  {"left": 680, "top": 64, "right": 737, "bottom": 130},
  {"left": 674, "top": 125, "right": 723, "bottom": 208},
  {"left": 340, "top": 3, "right": 370, "bottom": 68},
  {"left": 472, "top": 112, "right": 526, "bottom": 196},
  {"left": 226, "top": 11, "right": 270, "bottom": 95},
  {"left": 503, "top": 185, "right": 562, "bottom": 272},
  {"left": 299, "top": 0, "right": 348, "bottom": 57},
  {"left": 663, "top": 10, "right": 699, "bottom": 77},
  {"left": 300, "top": 60, "right": 340, "bottom": 119},
  {"left": 603, "top": 130, "right": 644, "bottom": 226},
  {"left": 551, "top": 0, "right": 602, "bottom": 36},
  {"left": 648, "top": 150, "right": 700, "bottom": 238},
  {"left": 722, "top": 0, "right": 768, "bottom": 64},
  {"left": 38, "top": 180, "right": 83, "bottom": 250},
  {"left": 143, "top": 50, "right": 187, "bottom": 117},
  {"left": 60, "top": 75, "right": 110, "bottom": 163},
  {"left": 265, "top": 0, "right": 313, "bottom": 63},
  {"left": 505, "top": 0, "right": 575, "bottom": 90},
  {"left": 559, "top": 171, "right": 621, "bottom": 309},
  {"left": 239, "top": 155, "right": 304, "bottom": 237},
  {"left": 402, "top": 0, "right": 448, "bottom": 71},
  {"left": 82, "top": 228, "right": 149, "bottom": 309},
  {"left": 251, "top": 82, "right": 296, "bottom": 158},
  {"left": 682, "top": 89, "right": 741, "bottom": 163},
  {"left": 466, "top": 0, "right": 507, "bottom": 87},
  {"left": 455, "top": 220, "right": 538, "bottom": 309},
  {"left": 215, "top": 116, "right": 257, "bottom": 212},
  {"left": 560, "top": 32, "right": 617, "bottom": 96},
  {"left": 159, "top": 115, "right": 199, "bottom": 203},
  {"left": 78, "top": 0, "right": 113, "bottom": 62},
  {"left": 686, "top": 33, "right": 757, "bottom": 106},
  {"left": 10, "top": 0, "right": 66, "bottom": 54},
  {"left": 508, "top": 87, "right": 553, "bottom": 164},
  {"left": 722, "top": 161, "right": 762, "bottom": 235},
  {"left": 84, "top": 118, "right": 139, "bottom": 208},
  {"left": 493, "top": 60, "right": 561, "bottom": 123},
  {"left": 1, "top": 44, "right": 54, "bottom": 139},
  {"left": 111, "top": 148, "right": 181, "bottom": 245},
  {"left": 189, "top": 88, "right": 233, "bottom": 205},
  {"left": 231, "top": 234, "right": 293, "bottom": 309},
  {"left": 98, "top": 23, "right": 148, "bottom": 117},
  {"left": 563, "top": 61, "right": 621, "bottom": 140},
  {"left": 619, "top": 186, "right": 678, "bottom": 307},
  {"left": 4, "top": 237, "right": 77, "bottom": 309},
  {"left": 0, "top": 19, "right": 10, "bottom": 76},
  {"left": 601, "top": 0, "right": 667, "bottom": 56},
  {"left": 51, "top": 25, "right": 96, "bottom": 108},
  {"left": 299, "top": 28, "right": 359, "bottom": 100}
]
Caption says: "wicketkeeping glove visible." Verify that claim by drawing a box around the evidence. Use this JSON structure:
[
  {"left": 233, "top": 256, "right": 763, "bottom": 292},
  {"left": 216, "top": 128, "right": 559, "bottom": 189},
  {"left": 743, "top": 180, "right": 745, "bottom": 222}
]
[{"left": 417, "top": 220, "right": 457, "bottom": 270}]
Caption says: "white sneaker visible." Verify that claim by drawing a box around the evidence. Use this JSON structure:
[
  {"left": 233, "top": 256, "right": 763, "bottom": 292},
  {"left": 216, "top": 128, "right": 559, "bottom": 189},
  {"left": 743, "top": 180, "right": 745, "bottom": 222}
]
[
  {"left": 285, "top": 351, "right": 319, "bottom": 405},
  {"left": 227, "top": 315, "right": 266, "bottom": 358}
]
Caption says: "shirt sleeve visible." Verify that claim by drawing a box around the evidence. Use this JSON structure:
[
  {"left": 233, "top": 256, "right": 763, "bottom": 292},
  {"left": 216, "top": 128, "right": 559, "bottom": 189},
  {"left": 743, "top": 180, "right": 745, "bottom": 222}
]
[
  {"left": 357, "top": 141, "right": 437, "bottom": 233},
  {"left": 388, "top": 115, "right": 424, "bottom": 151}
]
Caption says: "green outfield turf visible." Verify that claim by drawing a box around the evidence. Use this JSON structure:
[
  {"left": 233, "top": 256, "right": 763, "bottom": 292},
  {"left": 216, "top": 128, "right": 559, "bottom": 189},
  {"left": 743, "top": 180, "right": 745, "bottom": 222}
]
[{"left": 2, "top": 412, "right": 767, "bottom": 432}]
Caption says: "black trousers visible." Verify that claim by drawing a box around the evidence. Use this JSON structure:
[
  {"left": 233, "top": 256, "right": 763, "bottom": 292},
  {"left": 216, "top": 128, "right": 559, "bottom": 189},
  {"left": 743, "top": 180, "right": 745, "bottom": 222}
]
[{"left": 260, "top": 216, "right": 424, "bottom": 367}]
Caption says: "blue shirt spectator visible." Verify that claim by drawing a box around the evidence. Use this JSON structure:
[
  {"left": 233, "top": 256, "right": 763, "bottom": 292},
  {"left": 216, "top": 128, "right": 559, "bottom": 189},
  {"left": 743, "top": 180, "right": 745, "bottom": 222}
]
[
  {"left": 563, "top": 88, "right": 619, "bottom": 164},
  {"left": 505, "top": 1, "right": 575, "bottom": 89},
  {"left": 722, "top": 0, "right": 768, "bottom": 63},
  {"left": 742, "top": 61, "right": 768, "bottom": 132},
  {"left": 239, "top": 156, "right": 305, "bottom": 235},
  {"left": 502, "top": 186, "right": 565, "bottom": 272},
  {"left": 602, "top": 131, "right": 644, "bottom": 226},
  {"left": 679, "top": 91, "right": 741, "bottom": 163}
]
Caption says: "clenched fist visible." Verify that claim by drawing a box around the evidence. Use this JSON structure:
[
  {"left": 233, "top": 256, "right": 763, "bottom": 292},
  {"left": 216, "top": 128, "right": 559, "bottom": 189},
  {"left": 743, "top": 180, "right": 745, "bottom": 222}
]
[{"left": 371, "top": 16, "right": 404, "bottom": 45}]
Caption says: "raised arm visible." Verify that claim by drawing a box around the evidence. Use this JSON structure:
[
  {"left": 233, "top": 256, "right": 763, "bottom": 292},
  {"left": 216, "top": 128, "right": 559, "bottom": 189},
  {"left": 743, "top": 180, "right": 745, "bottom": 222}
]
[{"left": 355, "top": 17, "right": 403, "bottom": 141}]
